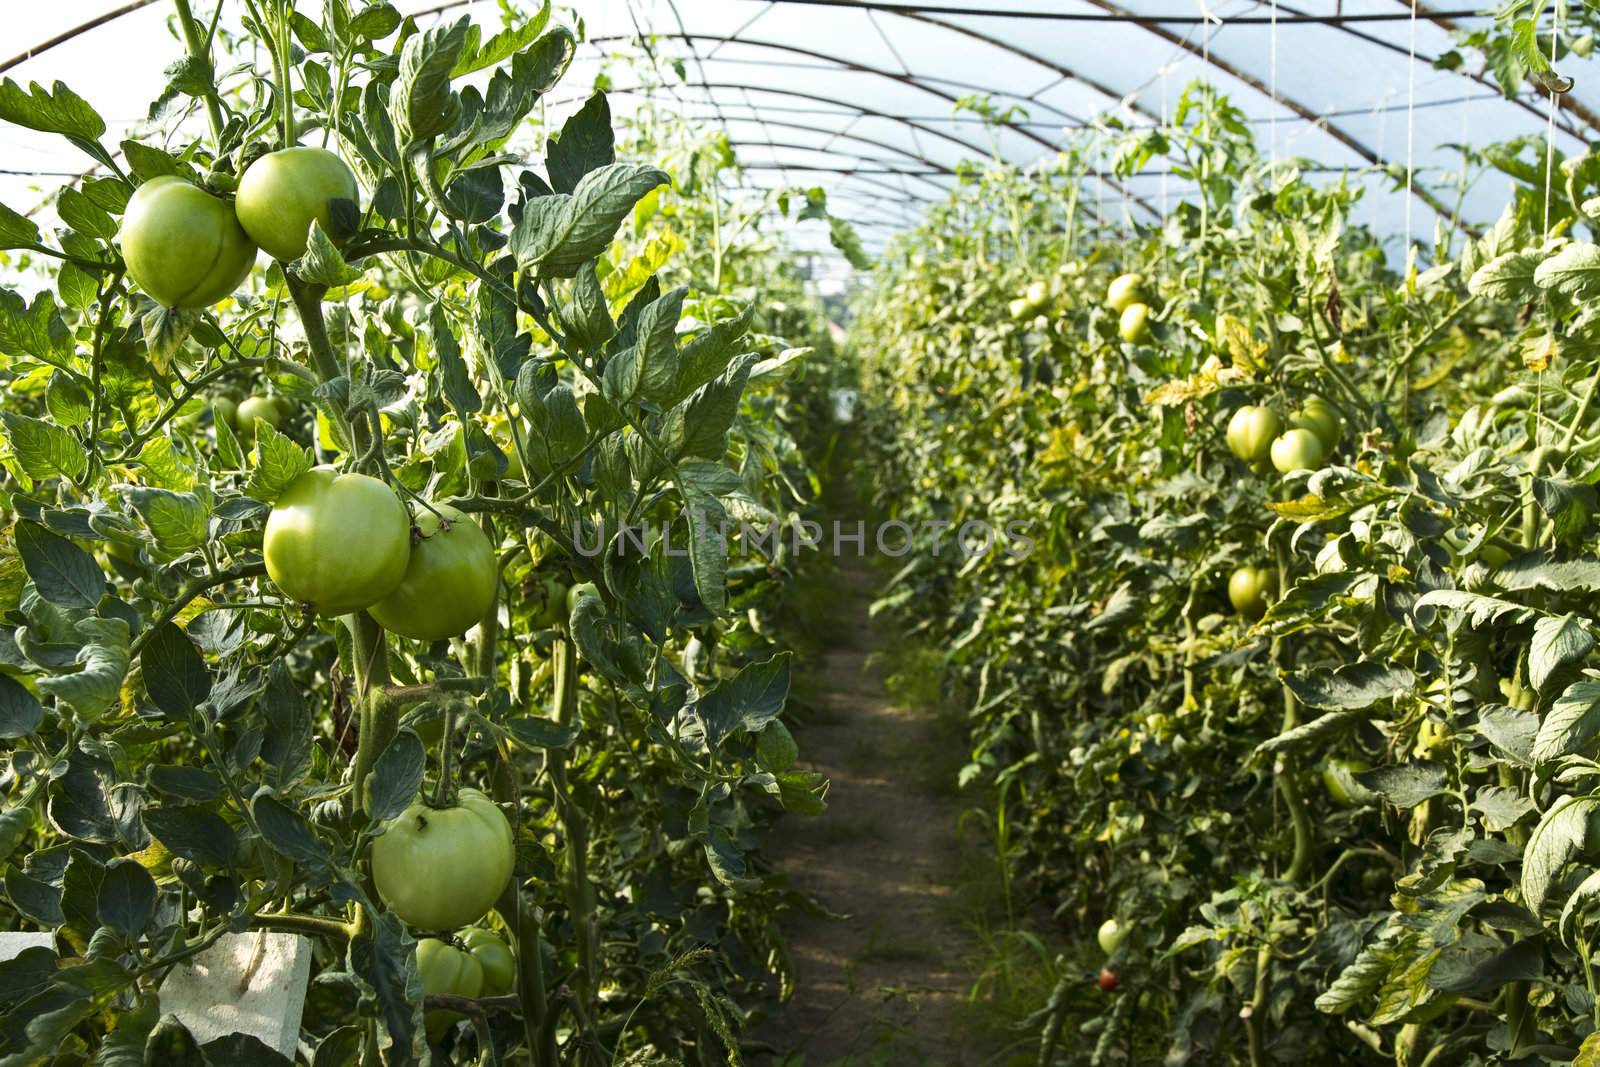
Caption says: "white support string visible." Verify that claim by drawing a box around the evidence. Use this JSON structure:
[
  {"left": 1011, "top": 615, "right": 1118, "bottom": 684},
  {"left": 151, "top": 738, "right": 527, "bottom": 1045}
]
[
  {"left": 1269, "top": 0, "right": 1278, "bottom": 178},
  {"left": 1404, "top": 0, "right": 1418, "bottom": 260},
  {"left": 1543, "top": 0, "right": 1562, "bottom": 238}
]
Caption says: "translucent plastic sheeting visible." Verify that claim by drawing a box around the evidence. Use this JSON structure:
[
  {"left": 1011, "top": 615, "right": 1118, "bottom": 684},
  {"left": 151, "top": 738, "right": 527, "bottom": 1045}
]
[{"left": 0, "top": 0, "right": 1586, "bottom": 280}]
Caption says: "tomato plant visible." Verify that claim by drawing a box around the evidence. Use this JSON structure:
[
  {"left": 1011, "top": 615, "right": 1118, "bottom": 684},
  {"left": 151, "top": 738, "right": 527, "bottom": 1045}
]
[{"left": 0, "top": 6, "right": 831, "bottom": 1060}]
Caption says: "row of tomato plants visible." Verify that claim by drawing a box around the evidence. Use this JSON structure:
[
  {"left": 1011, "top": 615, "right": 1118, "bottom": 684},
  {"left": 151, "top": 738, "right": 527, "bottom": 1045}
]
[
  {"left": 0, "top": 3, "right": 835, "bottom": 1064},
  {"left": 852, "top": 82, "right": 1600, "bottom": 1064}
]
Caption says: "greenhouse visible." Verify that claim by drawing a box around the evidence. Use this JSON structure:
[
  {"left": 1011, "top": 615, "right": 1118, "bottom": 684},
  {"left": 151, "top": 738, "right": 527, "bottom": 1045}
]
[{"left": 0, "top": 0, "right": 1596, "bottom": 1064}]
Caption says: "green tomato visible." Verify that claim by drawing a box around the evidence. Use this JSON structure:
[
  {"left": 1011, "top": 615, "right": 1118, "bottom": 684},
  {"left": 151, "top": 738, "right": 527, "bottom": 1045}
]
[
  {"left": 1270, "top": 428, "right": 1325, "bottom": 474},
  {"left": 1106, "top": 272, "right": 1145, "bottom": 312},
  {"left": 1228, "top": 566, "right": 1277, "bottom": 618},
  {"left": 459, "top": 928, "right": 514, "bottom": 996},
  {"left": 1225, "top": 405, "right": 1283, "bottom": 463},
  {"left": 1097, "top": 917, "right": 1127, "bottom": 956},
  {"left": 527, "top": 575, "right": 570, "bottom": 628},
  {"left": 264, "top": 468, "right": 411, "bottom": 616},
  {"left": 1413, "top": 718, "right": 1452, "bottom": 759},
  {"left": 235, "top": 146, "right": 360, "bottom": 261},
  {"left": 1118, "top": 303, "right": 1152, "bottom": 344},
  {"left": 1290, "top": 396, "right": 1342, "bottom": 451},
  {"left": 373, "top": 789, "right": 515, "bottom": 931},
  {"left": 120, "top": 176, "right": 256, "bottom": 309},
  {"left": 1008, "top": 297, "right": 1034, "bottom": 320},
  {"left": 211, "top": 395, "right": 239, "bottom": 430},
  {"left": 1322, "top": 758, "right": 1375, "bottom": 807},
  {"left": 566, "top": 581, "right": 600, "bottom": 616},
  {"left": 369, "top": 504, "right": 499, "bottom": 642},
  {"left": 416, "top": 938, "right": 484, "bottom": 1040},
  {"left": 234, "top": 396, "right": 282, "bottom": 443}
]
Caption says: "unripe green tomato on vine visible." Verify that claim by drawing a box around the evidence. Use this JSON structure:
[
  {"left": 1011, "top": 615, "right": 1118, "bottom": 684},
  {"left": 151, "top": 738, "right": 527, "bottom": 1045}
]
[
  {"left": 416, "top": 938, "right": 484, "bottom": 1039},
  {"left": 1097, "top": 917, "right": 1127, "bottom": 956},
  {"left": 1228, "top": 566, "right": 1276, "bottom": 618},
  {"left": 459, "top": 928, "right": 515, "bottom": 995},
  {"left": 263, "top": 468, "right": 411, "bottom": 615},
  {"left": 120, "top": 176, "right": 257, "bottom": 309},
  {"left": 234, "top": 395, "right": 282, "bottom": 444},
  {"left": 1322, "top": 758, "right": 1375, "bottom": 807},
  {"left": 235, "top": 146, "right": 360, "bottom": 261},
  {"left": 368, "top": 504, "right": 498, "bottom": 642},
  {"left": 1270, "top": 428, "right": 1325, "bottom": 473},
  {"left": 1413, "top": 718, "right": 1452, "bottom": 759},
  {"left": 372, "top": 789, "right": 515, "bottom": 931},
  {"left": 567, "top": 581, "right": 600, "bottom": 616},
  {"left": 1106, "top": 272, "right": 1145, "bottom": 312},
  {"left": 1290, "top": 395, "right": 1342, "bottom": 451},
  {"left": 211, "top": 395, "right": 240, "bottom": 430},
  {"left": 1225, "top": 405, "right": 1283, "bottom": 463},
  {"left": 526, "top": 575, "right": 569, "bottom": 627},
  {"left": 1119, "top": 303, "right": 1152, "bottom": 344}
]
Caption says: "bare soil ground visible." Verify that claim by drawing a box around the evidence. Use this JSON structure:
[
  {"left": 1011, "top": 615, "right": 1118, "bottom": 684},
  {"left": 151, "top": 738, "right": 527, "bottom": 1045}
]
[{"left": 754, "top": 558, "right": 994, "bottom": 1066}]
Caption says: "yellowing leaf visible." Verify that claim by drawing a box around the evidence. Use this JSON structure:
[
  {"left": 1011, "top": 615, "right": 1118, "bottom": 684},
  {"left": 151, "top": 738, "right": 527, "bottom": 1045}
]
[{"left": 1217, "top": 313, "right": 1268, "bottom": 373}]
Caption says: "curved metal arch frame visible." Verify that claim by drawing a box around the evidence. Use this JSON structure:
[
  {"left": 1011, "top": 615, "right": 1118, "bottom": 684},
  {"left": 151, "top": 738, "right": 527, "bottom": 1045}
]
[
  {"left": 894, "top": 6, "right": 1463, "bottom": 228},
  {"left": 582, "top": 34, "right": 1162, "bottom": 217}
]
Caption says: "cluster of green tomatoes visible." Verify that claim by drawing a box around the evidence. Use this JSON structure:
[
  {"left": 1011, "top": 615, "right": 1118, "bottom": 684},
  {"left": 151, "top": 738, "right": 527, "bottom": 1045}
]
[
  {"left": 120, "top": 145, "right": 357, "bottom": 309},
  {"left": 1104, "top": 272, "right": 1152, "bottom": 344},
  {"left": 1224, "top": 396, "right": 1343, "bottom": 476}
]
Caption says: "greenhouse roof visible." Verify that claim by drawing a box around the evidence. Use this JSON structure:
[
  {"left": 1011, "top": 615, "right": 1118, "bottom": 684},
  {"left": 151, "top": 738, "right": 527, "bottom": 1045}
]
[{"left": 2, "top": 0, "right": 1586, "bottom": 277}]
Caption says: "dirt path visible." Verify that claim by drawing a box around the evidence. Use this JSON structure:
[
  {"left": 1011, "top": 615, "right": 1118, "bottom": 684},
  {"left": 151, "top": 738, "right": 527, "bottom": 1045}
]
[{"left": 756, "top": 558, "right": 988, "bottom": 1065}]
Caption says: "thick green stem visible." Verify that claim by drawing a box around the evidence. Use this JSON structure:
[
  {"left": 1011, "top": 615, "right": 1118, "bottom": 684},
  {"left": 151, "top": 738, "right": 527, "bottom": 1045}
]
[
  {"left": 347, "top": 614, "right": 395, "bottom": 816},
  {"left": 172, "top": 0, "right": 225, "bottom": 145},
  {"left": 249, "top": 910, "right": 355, "bottom": 941},
  {"left": 549, "top": 636, "right": 598, "bottom": 1016},
  {"left": 285, "top": 276, "right": 346, "bottom": 383},
  {"left": 495, "top": 880, "right": 554, "bottom": 1066},
  {"left": 1271, "top": 535, "right": 1314, "bottom": 885}
]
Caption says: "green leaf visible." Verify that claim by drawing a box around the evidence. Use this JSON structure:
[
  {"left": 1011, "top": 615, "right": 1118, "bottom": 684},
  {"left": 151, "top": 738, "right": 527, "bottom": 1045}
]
[
  {"left": 0, "top": 288, "right": 73, "bottom": 367},
  {"left": 1283, "top": 660, "right": 1416, "bottom": 711},
  {"left": 1523, "top": 794, "right": 1600, "bottom": 914},
  {"left": 1467, "top": 250, "right": 1542, "bottom": 301},
  {"left": 126, "top": 488, "right": 208, "bottom": 555},
  {"left": 366, "top": 731, "right": 424, "bottom": 825},
  {"left": 554, "top": 260, "right": 616, "bottom": 350},
  {"left": 510, "top": 163, "right": 669, "bottom": 278},
  {"left": 1355, "top": 763, "right": 1448, "bottom": 809},
  {"left": 389, "top": 17, "right": 468, "bottom": 145},
  {"left": 0, "top": 201, "right": 40, "bottom": 250},
  {"left": 296, "top": 222, "right": 361, "bottom": 286},
  {"left": 0, "top": 78, "right": 106, "bottom": 141},
  {"left": 250, "top": 793, "right": 335, "bottom": 882},
  {"left": 1533, "top": 241, "right": 1600, "bottom": 300},
  {"left": 96, "top": 859, "right": 156, "bottom": 940},
  {"left": 506, "top": 716, "right": 582, "bottom": 749},
  {"left": 1530, "top": 615, "right": 1593, "bottom": 692},
  {"left": 16, "top": 522, "right": 105, "bottom": 609},
  {"left": 139, "top": 623, "right": 211, "bottom": 719},
  {"left": 430, "top": 305, "right": 481, "bottom": 417},
  {"left": 689, "top": 652, "right": 791, "bottom": 749},
  {"left": 546, "top": 91, "right": 615, "bottom": 195},
  {"left": 141, "top": 805, "right": 237, "bottom": 867},
  {"left": 1, "top": 411, "right": 88, "bottom": 482},
  {"left": 0, "top": 675, "right": 44, "bottom": 738},
  {"left": 245, "top": 421, "right": 313, "bottom": 503},
  {"left": 36, "top": 617, "right": 130, "bottom": 722}
]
